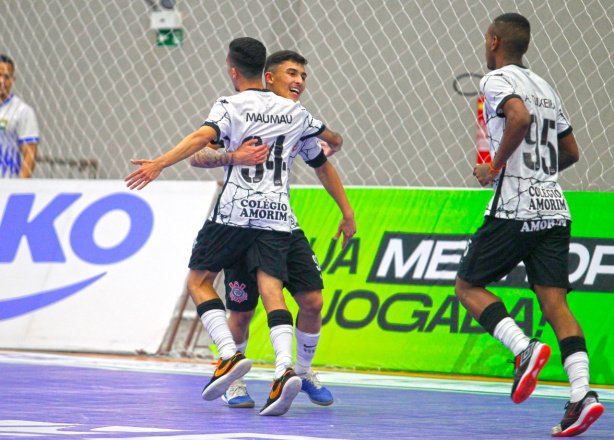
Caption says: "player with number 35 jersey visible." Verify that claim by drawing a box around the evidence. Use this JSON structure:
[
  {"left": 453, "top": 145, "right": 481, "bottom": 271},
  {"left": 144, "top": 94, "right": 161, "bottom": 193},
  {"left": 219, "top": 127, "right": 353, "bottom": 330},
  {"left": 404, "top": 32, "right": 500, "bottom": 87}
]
[
  {"left": 456, "top": 14, "right": 603, "bottom": 437},
  {"left": 480, "top": 64, "right": 572, "bottom": 221}
]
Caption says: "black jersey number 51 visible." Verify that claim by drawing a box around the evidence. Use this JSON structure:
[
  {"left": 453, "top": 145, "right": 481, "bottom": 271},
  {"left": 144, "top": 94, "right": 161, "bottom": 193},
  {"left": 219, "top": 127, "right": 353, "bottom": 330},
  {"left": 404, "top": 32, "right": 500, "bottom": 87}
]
[{"left": 240, "top": 135, "right": 287, "bottom": 185}]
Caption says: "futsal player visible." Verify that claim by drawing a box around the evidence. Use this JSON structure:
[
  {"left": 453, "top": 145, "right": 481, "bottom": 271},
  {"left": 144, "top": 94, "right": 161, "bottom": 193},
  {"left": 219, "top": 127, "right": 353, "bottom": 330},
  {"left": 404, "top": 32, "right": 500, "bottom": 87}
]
[
  {"left": 0, "top": 54, "right": 39, "bottom": 178},
  {"left": 125, "top": 37, "right": 342, "bottom": 416},
  {"left": 455, "top": 13, "right": 603, "bottom": 437},
  {"left": 191, "top": 50, "right": 355, "bottom": 409}
]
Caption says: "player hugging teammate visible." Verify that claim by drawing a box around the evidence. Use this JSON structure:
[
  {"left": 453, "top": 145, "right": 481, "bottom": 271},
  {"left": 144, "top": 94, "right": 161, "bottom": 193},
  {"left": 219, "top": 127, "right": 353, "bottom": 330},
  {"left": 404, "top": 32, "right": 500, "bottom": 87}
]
[{"left": 126, "top": 37, "right": 354, "bottom": 417}]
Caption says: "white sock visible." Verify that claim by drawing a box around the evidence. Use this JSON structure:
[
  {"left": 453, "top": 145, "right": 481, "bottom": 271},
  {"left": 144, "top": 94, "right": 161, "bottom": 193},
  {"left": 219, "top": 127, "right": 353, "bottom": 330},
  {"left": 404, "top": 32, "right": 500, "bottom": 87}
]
[
  {"left": 270, "top": 324, "right": 294, "bottom": 378},
  {"left": 564, "top": 351, "right": 591, "bottom": 402},
  {"left": 235, "top": 339, "right": 248, "bottom": 355},
  {"left": 493, "top": 317, "right": 530, "bottom": 356},
  {"left": 200, "top": 309, "right": 236, "bottom": 360},
  {"left": 294, "top": 328, "right": 319, "bottom": 376}
]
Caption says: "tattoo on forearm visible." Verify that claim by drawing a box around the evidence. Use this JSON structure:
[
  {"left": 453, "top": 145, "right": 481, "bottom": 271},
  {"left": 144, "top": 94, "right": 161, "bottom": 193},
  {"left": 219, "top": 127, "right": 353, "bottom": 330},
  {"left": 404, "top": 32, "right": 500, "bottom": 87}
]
[{"left": 191, "top": 148, "right": 234, "bottom": 168}]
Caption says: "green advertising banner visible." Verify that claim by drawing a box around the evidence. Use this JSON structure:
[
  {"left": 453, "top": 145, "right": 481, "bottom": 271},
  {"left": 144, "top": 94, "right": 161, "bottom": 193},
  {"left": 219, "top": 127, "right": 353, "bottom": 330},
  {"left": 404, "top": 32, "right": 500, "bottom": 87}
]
[{"left": 245, "top": 188, "right": 614, "bottom": 385}]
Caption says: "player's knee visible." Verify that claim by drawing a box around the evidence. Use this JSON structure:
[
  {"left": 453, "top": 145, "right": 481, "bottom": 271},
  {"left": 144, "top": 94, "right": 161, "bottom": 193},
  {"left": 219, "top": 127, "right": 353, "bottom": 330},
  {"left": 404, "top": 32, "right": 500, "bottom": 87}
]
[
  {"left": 535, "top": 286, "right": 570, "bottom": 320},
  {"left": 230, "top": 309, "right": 255, "bottom": 327},
  {"left": 186, "top": 277, "right": 199, "bottom": 296},
  {"left": 537, "top": 296, "right": 568, "bottom": 322},
  {"left": 296, "top": 291, "right": 323, "bottom": 317},
  {"left": 186, "top": 270, "right": 216, "bottom": 294}
]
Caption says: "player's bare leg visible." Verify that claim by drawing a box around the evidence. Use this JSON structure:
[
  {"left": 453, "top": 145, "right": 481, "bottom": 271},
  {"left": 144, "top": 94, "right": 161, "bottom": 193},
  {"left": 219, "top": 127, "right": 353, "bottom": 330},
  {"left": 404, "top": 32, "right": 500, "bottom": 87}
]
[
  {"left": 455, "top": 276, "right": 548, "bottom": 404},
  {"left": 257, "top": 269, "right": 301, "bottom": 416},
  {"left": 533, "top": 285, "right": 583, "bottom": 341},
  {"left": 534, "top": 285, "right": 603, "bottom": 437},
  {"left": 258, "top": 270, "right": 289, "bottom": 312},
  {"left": 294, "top": 290, "right": 322, "bottom": 334},
  {"left": 454, "top": 277, "right": 501, "bottom": 319},
  {"left": 293, "top": 290, "right": 333, "bottom": 405},
  {"left": 228, "top": 310, "right": 254, "bottom": 350},
  {"left": 188, "top": 269, "right": 251, "bottom": 401},
  {"left": 187, "top": 269, "right": 221, "bottom": 306}
]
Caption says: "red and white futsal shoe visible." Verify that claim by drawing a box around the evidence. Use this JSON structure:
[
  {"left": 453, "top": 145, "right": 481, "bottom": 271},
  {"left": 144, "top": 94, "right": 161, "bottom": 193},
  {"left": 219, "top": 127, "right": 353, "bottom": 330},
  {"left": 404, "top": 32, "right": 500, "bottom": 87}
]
[
  {"left": 510, "top": 339, "right": 551, "bottom": 404},
  {"left": 551, "top": 391, "right": 604, "bottom": 437}
]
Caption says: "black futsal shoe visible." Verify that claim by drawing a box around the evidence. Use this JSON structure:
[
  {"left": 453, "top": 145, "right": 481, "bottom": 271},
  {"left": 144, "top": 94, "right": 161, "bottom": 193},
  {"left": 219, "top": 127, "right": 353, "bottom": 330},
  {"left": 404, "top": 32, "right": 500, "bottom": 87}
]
[
  {"left": 551, "top": 391, "right": 604, "bottom": 437},
  {"left": 260, "top": 367, "right": 302, "bottom": 416},
  {"left": 510, "top": 339, "right": 551, "bottom": 404},
  {"left": 201, "top": 352, "right": 252, "bottom": 401}
]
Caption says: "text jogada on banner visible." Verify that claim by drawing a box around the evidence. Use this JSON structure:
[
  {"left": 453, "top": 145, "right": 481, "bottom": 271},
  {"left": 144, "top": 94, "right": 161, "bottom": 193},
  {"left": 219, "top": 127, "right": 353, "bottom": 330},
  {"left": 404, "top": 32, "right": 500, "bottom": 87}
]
[{"left": 476, "top": 95, "right": 491, "bottom": 164}]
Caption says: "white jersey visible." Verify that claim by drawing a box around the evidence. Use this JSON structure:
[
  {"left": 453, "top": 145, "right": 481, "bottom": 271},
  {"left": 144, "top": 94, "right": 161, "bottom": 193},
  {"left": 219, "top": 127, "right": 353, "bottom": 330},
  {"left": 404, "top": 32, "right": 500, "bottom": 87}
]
[
  {"left": 0, "top": 94, "right": 39, "bottom": 178},
  {"left": 205, "top": 89, "right": 325, "bottom": 232},
  {"left": 286, "top": 137, "right": 327, "bottom": 230},
  {"left": 480, "top": 65, "right": 572, "bottom": 221}
]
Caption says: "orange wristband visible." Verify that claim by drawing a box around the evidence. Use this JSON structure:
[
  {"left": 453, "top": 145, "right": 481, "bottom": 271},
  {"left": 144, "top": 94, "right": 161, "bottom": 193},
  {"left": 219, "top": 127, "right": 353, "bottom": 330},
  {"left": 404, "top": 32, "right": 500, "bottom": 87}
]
[{"left": 489, "top": 162, "right": 504, "bottom": 172}]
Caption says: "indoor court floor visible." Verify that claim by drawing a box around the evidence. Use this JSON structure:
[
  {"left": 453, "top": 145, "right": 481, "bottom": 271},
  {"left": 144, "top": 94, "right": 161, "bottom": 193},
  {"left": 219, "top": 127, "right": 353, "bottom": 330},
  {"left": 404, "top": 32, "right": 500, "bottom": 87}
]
[{"left": 0, "top": 351, "right": 612, "bottom": 439}]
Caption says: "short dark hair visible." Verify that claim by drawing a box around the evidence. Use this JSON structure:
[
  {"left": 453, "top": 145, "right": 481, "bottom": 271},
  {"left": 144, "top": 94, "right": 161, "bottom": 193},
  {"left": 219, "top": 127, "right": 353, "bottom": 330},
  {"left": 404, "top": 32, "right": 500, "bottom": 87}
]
[
  {"left": 0, "top": 54, "right": 14, "bottom": 70},
  {"left": 264, "top": 50, "right": 307, "bottom": 73},
  {"left": 492, "top": 13, "right": 531, "bottom": 55},
  {"left": 228, "top": 37, "right": 266, "bottom": 79}
]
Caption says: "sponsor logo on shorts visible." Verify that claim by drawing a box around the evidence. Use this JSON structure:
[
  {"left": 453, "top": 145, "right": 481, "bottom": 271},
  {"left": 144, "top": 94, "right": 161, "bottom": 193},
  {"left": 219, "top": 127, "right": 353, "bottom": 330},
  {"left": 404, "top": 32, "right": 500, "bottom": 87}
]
[
  {"left": 229, "top": 281, "right": 248, "bottom": 303},
  {"left": 520, "top": 218, "right": 567, "bottom": 232}
]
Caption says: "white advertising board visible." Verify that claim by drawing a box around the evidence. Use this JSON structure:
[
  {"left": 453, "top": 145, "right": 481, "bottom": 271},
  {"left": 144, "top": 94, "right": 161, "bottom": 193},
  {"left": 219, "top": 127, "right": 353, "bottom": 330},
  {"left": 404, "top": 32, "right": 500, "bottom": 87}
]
[{"left": 0, "top": 179, "right": 218, "bottom": 353}]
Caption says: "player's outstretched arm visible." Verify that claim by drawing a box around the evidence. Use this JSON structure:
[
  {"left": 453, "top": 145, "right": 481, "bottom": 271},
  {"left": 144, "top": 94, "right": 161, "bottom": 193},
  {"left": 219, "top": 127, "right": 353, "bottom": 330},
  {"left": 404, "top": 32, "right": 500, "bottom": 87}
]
[
  {"left": 473, "top": 97, "right": 531, "bottom": 187},
  {"left": 558, "top": 132, "right": 579, "bottom": 172},
  {"left": 314, "top": 161, "right": 356, "bottom": 248},
  {"left": 125, "top": 125, "right": 217, "bottom": 190},
  {"left": 190, "top": 138, "right": 269, "bottom": 168},
  {"left": 317, "top": 128, "right": 343, "bottom": 155}
]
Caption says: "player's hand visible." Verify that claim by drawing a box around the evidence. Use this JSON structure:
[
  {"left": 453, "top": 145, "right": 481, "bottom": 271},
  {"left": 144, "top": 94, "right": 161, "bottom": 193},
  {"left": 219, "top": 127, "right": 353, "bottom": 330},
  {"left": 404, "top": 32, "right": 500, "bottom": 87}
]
[
  {"left": 334, "top": 214, "right": 356, "bottom": 249},
  {"left": 125, "top": 159, "right": 163, "bottom": 190},
  {"left": 233, "top": 139, "right": 269, "bottom": 165},
  {"left": 320, "top": 140, "right": 340, "bottom": 157},
  {"left": 473, "top": 163, "right": 499, "bottom": 187}
]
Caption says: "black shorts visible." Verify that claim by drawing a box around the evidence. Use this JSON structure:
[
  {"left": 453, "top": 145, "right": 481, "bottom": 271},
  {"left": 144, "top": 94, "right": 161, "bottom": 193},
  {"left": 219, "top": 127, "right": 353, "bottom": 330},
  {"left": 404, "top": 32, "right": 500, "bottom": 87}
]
[
  {"left": 457, "top": 216, "right": 572, "bottom": 291},
  {"left": 225, "top": 229, "right": 324, "bottom": 312},
  {"left": 189, "top": 221, "right": 291, "bottom": 282}
]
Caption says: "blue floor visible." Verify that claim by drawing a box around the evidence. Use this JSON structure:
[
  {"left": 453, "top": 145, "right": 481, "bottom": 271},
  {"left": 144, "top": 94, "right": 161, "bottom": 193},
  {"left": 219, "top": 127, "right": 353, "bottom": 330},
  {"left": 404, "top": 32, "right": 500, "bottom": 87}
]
[{"left": 0, "top": 358, "right": 611, "bottom": 439}]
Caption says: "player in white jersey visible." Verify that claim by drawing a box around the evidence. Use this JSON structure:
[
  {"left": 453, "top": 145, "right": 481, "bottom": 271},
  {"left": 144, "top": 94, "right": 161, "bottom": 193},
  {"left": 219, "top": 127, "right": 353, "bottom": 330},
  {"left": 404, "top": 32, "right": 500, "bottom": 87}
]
[
  {"left": 191, "top": 50, "right": 355, "bottom": 409},
  {"left": 125, "top": 38, "right": 343, "bottom": 417},
  {"left": 0, "top": 54, "right": 39, "bottom": 178},
  {"left": 455, "top": 14, "right": 603, "bottom": 437}
]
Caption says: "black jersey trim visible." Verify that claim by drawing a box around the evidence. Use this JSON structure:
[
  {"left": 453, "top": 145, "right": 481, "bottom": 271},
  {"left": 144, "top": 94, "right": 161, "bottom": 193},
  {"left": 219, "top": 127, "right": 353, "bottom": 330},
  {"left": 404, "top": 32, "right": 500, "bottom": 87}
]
[
  {"left": 496, "top": 94, "right": 523, "bottom": 117},
  {"left": 211, "top": 165, "right": 233, "bottom": 222},
  {"left": 489, "top": 166, "right": 506, "bottom": 217},
  {"left": 245, "top": 88, "right": 272, "bottom": 93},
  {"left": 509, "top": 63, "right": 528, "bottom": 69},
  {"left": 202, "top": 121, "right": 221, "bottom": 142},
  {"left": 558, "top": 126, "right": 573, "bottom": 139},
  {"left": 300, "top": 124, "right": 326, "bottom": 141},
  {"left": 306, "top": 150, "right": 327, "bottom": 168}
]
